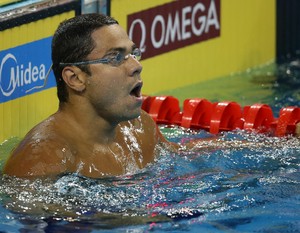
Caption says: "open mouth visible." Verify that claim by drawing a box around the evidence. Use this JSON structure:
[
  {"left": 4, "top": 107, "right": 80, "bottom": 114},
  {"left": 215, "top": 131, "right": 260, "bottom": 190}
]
[{"left": 130, "top": 82, "right": 143, "bottom": 98}]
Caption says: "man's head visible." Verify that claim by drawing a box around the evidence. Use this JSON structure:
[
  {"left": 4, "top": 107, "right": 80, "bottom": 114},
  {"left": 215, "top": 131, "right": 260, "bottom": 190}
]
[{"left": 51, "top": 14, "right": 118, "bottom": 102}]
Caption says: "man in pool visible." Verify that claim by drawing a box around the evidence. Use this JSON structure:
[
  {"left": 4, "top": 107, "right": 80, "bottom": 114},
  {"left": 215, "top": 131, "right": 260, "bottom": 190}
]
[
  {"left": 5, "top": 14, "right": 296, "bottom": 178},
  {"left": 3, "top": 13, "right": 178, "bottom": 178}
]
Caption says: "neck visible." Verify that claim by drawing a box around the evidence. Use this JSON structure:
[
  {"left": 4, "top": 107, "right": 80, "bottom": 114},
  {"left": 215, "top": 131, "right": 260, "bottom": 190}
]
[{"left": 58, "top": 101, "right": 118, "bottom": 145}]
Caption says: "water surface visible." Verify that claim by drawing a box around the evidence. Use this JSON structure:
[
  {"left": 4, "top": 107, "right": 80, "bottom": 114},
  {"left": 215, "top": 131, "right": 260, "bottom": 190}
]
[{"left": 0, "top": 127, "right": 299, "bottom": 232}]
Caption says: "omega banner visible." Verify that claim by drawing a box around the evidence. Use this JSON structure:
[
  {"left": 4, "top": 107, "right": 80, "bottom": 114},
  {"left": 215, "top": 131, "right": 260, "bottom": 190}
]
[{"left": 127, "top": 0, "right": 221, "bottom": 59}]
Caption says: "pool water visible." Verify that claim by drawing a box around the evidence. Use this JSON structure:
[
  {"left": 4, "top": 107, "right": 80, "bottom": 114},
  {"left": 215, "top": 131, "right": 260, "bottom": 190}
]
[{"left": 0, "top": 126, "right": 299, "bottom": 232}]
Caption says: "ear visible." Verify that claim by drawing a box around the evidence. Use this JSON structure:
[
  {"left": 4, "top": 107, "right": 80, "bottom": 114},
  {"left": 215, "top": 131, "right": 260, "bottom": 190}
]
[{"left": 61, "top": 66, "right": 87, "bottom": 92}]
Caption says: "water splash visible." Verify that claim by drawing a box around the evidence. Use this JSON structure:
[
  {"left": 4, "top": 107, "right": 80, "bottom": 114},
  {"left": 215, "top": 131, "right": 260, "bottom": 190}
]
[{"left": 0, "top": 128, "right": 299, "bottom": 232}]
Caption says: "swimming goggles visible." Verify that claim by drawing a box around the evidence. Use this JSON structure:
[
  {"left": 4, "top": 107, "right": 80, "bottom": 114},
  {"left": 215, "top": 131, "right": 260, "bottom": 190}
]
[{"left": 59, "top": 47, "right": 142, "bottom": 67}]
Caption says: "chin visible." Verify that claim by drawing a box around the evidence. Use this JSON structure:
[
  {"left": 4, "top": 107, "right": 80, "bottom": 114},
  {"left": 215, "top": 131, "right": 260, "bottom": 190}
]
[
  {"left": 117, "top": 108, "right": 141, "bottom": 123},
  {"left": 128, "top": 110, "right": 141, "bottom": 120}
]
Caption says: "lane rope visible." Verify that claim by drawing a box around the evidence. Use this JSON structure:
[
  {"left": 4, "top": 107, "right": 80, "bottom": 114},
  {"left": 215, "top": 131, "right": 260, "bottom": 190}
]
[{"left": 142, "top": 96, "right": 300, "bottom": 136}]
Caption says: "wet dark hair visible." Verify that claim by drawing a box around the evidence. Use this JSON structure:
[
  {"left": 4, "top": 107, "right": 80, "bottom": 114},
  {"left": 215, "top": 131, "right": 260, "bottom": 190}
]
[{"left": 51, "top": 13, "right": 118, "bottom": 102}]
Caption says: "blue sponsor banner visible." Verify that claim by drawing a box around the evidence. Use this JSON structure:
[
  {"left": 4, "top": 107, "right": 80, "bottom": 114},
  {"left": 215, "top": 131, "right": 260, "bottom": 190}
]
[{"left": 0, "top": 37, "right": 56, "bottom": 103}]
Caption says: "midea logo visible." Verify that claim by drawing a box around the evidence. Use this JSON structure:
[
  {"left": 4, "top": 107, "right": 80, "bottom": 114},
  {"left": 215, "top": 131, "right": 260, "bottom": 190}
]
[{"left": 0, "top": 53, "right": 46, "bottom": 97}]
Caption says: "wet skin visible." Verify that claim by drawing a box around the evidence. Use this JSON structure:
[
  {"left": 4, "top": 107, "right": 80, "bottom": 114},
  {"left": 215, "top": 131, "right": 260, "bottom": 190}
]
[{"left": 3, "top": 25, "right": 170, "bottom": 178}]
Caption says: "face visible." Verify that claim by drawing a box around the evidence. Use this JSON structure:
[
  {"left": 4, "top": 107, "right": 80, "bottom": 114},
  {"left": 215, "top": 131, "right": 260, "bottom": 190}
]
[{"left": 82, "top": 25, "right": 143, "bottom": 124}]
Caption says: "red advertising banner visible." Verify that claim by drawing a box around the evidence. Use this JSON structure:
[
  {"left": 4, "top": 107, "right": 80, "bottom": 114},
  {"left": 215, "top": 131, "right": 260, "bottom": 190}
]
[{"left": 127, "top": 0, "right": 221, "bottom": 59}]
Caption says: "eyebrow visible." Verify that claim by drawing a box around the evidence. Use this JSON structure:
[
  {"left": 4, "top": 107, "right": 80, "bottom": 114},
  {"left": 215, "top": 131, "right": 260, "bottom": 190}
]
[{"left": 105, "top": 44, "right": 137, "bottom": 54}]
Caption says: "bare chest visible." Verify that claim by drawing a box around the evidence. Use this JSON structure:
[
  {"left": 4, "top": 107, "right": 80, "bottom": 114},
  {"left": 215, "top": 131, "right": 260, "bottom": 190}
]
[{"left": 68, "top": 134, "right": 156, "bottom": 178}]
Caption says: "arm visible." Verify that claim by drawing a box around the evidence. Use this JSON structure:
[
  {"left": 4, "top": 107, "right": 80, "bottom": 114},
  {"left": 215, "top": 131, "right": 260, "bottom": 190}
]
[
  {"left": 3, "top": 134, "right": 70, "bottom": 178},
  {"left": 154, "top": 122, "right": 269, "bottom": 152}
]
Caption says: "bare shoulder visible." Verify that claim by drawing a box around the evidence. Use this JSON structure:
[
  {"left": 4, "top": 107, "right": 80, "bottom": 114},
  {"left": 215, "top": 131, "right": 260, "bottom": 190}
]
[
  {"left": 140, "top": 110, "right": 179, "bottom": 150},
  {"left": 3, "top": 116, "right": 72, "bottom": 177}
]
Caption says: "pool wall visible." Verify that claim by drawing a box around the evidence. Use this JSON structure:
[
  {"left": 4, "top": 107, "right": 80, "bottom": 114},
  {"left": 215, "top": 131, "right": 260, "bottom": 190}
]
[
  {"left": 0, "top": 0, "right": 17, "bottom": 6},
  {"left": 111, "top": 0, "right": 276, "bottom": 94},
  {"left": 0, "top": 1, "right": 80, "bottom": 142}
]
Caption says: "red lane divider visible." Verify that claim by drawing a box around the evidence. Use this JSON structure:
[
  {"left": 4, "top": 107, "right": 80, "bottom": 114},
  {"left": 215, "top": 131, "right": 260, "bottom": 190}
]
[
  {"left": 209, "top": 101, "right": 243, "bottom": 134},
  {"left": 141, "top": 95, "right": 300, "bottom": 136},
  {"left": 275, "top": 107, "right": 300, "bottom": 136},
  {"left": 142, "top": 96, "right": 180, "bottom": 124},
  {"left": 243, "top": 104, "right": 275, "bottom": 133},
  {"left": 181, "top": 98, "right": 213, "bottom": 129}
]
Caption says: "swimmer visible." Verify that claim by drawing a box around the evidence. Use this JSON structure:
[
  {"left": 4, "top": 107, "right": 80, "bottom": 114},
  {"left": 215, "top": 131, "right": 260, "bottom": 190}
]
[
  {"left": 3, "top": 14, "right": 177, "bottom": 178},
  {"left": 4, "top": 14, "right": 299, "bottom": 178}
]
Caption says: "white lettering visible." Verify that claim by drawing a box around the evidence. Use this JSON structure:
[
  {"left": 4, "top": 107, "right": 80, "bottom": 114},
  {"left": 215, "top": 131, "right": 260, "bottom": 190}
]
[
  {"left": 24, "top": 63, "right": 31, "bottom": 85},
  {"left": 181, "top": 6, "right": 192, "bottom": 40},
  {"left": 32, "top": 65, "right": 39, "bottom": 82},
  {"left": 149, "top": 1, "right": 220, "bottom": 49},
  {"left": 192, "top": 3, "right": 206, "bottom": 36},
  {"left": 128, "top": 19, "right": 147, "bottom": 53},
  {"left": 128, "top": 0, "right": 220, "bottom": 57},
  {"left": 0, "top": 54, "right": 18, "bottom": 97},
  {"left": 0, "top": 53, "right": 47, "bottom": 97},
  {"left": 151, "top": 15, "right": 165, "bottom": 49},
  {"left": 164, "top": 12, "right": 181, "bottom": 45},
  {"left": 39, "top": 64, "right": 45, "bottom": 80},
  {"left": 205, "top": 0, "right": 220, "bottom": 33}
]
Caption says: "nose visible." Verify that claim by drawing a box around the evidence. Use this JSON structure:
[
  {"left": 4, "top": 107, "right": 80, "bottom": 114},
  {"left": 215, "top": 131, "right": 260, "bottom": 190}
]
[
  {"left": 127, "top": 55, "right": 143, "bottom": 78},
  {"left": 129, "top": 54, "right": 138, "bottom": 60}
]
